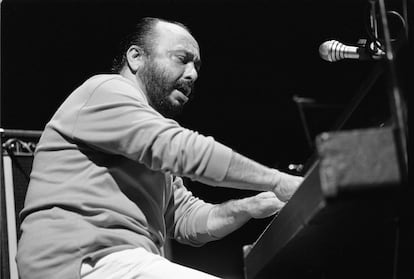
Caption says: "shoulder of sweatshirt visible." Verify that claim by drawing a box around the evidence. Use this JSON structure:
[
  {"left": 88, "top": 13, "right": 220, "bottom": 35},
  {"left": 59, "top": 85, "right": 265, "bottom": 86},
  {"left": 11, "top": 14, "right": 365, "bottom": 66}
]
[{"left": 83, "top": 74, "right": 150, "bottom": 105}]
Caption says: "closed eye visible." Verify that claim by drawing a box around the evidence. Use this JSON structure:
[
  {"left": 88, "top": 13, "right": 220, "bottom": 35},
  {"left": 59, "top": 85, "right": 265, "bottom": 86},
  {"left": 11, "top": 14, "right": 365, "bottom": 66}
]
[
  {"left": 174, "top": 54, "right": 190, "bottom": 64},
  {"left": 172, "top": 52, "right": 201, "bottom": 71}
]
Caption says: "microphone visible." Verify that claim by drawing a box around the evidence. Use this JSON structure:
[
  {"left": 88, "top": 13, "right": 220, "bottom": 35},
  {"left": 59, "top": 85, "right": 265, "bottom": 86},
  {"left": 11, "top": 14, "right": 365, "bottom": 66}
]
[{"left": 319, "top": 40, "right": 385, "bottom": 62}]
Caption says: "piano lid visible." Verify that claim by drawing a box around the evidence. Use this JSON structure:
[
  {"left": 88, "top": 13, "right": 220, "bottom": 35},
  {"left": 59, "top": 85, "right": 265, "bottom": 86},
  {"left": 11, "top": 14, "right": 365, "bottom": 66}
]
[{"left": 244, "top": 126, "right": 406, "bottom": 279}]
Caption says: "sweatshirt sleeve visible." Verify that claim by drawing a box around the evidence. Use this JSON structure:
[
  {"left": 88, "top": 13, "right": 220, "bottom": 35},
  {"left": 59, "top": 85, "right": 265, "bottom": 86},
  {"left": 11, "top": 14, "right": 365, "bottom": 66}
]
[
  {"left": 165, "top": 176, "right": 219, "bottom": 246},
  {"left": 70, "top": 77, "right": 232, "bottom": 182}
]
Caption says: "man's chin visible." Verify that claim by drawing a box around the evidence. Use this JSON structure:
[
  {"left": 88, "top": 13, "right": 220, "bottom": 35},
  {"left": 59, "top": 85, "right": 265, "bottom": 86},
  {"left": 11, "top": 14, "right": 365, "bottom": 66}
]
[
  {"left": 170, "top": 90, "right": 189, "bottom": 105},
  {"left": 155, "top": 100, "right": 184, "bottom": 119}
]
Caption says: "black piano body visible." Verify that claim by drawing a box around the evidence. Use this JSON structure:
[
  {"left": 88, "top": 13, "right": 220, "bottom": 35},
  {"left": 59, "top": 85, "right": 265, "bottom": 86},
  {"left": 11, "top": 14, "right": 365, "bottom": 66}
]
[
  {"left": 243, "top": 126, "right": 410, "bottom": 279},
  {"left": 244, "top": 13, "right": 410, "bottom": 277}
]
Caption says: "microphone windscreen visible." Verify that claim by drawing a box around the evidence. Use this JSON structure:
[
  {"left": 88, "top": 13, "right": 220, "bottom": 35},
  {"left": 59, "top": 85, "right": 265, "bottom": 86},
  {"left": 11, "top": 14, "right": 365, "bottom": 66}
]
[{"left": 319, "top": 40, "right": 335, "bottom": 62}]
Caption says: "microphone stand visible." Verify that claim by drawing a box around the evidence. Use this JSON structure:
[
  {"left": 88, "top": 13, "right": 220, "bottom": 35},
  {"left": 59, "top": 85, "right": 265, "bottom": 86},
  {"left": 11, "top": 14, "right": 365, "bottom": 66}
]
[
  {"left": 377, "top": 0, "right": 408, "bottom": 176},
  {"left": 377, "top": 2, "right": 409, "bottom": 279},
  {"left": 369, "top": 0, "right": 380, "bottom": 52}
]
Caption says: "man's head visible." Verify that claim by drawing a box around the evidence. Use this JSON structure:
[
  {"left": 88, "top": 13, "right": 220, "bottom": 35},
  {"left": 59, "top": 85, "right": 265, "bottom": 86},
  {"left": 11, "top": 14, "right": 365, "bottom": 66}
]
[{"left": 113, "top": 17, "right": 201, "bottom": 118}]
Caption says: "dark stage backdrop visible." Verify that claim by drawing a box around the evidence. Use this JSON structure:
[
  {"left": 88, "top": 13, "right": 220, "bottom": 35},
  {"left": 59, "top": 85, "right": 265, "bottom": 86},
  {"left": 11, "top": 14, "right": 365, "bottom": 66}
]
[{"left": 1, "top": 0, "right": 408, "bottom": 278}]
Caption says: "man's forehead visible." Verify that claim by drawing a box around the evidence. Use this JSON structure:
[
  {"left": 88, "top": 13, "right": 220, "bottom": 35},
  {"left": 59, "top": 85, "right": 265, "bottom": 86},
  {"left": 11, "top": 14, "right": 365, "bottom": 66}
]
[{"left": 154, "top": 21, "right": 200, "bottom": 55}]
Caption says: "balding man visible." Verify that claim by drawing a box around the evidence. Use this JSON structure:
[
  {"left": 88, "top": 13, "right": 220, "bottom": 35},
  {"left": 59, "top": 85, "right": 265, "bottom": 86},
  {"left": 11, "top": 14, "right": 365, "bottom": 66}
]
[{"left": 17, "top": 17, "right": 302, "bottom": 279}]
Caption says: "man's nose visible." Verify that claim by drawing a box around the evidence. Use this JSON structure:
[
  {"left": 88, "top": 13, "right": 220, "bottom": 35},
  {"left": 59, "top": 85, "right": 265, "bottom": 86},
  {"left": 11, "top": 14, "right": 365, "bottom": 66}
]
[{"left": 183, "top": 62, "right": 198, "bottom": 81}]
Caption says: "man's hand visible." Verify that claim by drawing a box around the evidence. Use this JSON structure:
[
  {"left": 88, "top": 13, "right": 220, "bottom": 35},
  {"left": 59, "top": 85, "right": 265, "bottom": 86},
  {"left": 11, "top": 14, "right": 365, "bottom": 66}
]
[
  {"left": 206, "top": 191, "right": 285, "bottom": 238},
  {"left": 273, "top": 171, "right": 303, "bottom": 202},
  {"left": 243, "top": 191, "right": 285, "bottom": 219}
]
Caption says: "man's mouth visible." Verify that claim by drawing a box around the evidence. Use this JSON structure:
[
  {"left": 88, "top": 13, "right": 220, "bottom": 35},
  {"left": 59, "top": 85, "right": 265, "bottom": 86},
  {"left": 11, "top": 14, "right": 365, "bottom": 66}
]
[{"left": 175, "top": 84, "right": 192, "bottom": 97}]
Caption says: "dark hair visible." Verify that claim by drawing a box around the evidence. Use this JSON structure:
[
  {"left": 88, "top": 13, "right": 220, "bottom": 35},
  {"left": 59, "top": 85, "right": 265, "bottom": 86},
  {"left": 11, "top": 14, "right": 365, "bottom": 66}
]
[{"left": 111, "top": 17, "right": 190, "bottom": 73}]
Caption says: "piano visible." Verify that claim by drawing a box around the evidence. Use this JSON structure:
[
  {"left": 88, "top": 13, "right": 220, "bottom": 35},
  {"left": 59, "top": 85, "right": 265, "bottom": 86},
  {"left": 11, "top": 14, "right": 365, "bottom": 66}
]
[
  {"left": 243, "top": 126, "right": 409, "bottom": 279},
  {"left": 243, "top": 22, "right": 410, "bottom": 279}
]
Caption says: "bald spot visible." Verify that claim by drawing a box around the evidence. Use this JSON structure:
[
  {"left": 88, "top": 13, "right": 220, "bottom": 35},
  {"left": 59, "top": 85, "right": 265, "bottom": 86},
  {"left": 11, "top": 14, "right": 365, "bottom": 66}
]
[{"left": 152, "top": 21, "right": 201, "bottom": 61}]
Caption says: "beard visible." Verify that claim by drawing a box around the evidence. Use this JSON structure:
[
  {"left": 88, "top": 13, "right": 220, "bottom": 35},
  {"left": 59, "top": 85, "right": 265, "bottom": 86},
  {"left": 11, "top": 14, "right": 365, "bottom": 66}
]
[{"left": 138, "top": 59, "right": 193, "bottom": 118}]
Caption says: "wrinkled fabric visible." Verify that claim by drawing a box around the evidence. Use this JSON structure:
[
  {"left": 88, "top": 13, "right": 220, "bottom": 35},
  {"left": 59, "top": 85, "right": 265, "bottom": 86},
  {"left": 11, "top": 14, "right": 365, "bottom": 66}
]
[{"left": 17, "top": 75, "right": 232, "bottom": 279}]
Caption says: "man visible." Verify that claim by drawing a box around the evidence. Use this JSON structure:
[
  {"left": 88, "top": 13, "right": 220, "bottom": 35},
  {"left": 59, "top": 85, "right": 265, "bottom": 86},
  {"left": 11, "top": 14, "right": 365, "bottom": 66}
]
[{"left": 17, "top": 17, "right": 302, "bottom": 279}]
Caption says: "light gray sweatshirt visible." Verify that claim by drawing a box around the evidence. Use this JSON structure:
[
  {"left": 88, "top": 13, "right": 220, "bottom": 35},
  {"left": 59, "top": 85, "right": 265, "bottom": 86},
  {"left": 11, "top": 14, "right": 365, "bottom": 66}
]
[{"left": 17, "top": 75, "right": 232, "bottom": 279}]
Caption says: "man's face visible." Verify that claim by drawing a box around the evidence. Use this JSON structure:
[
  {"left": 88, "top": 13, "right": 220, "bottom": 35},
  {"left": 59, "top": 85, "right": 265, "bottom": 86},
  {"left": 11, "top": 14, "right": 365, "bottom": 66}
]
[{"left": 138, "top": 22, "right": 201, "bottom": 118}]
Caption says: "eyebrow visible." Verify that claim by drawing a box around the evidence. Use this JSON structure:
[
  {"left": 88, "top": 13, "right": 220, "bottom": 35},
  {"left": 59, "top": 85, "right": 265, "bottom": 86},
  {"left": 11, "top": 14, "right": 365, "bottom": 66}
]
[{"left": 171, "top": 49, "right": 202, "bottom": 69}]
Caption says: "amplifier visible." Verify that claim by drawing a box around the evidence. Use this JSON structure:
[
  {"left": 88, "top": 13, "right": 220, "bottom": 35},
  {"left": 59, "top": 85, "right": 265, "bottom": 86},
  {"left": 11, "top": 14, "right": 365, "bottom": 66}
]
[
  {"left": 2, "top": 154, "right": 34, "bottom": 279},
  {"left": 1, "top": 131, "right": 40, "bottom": 279}
]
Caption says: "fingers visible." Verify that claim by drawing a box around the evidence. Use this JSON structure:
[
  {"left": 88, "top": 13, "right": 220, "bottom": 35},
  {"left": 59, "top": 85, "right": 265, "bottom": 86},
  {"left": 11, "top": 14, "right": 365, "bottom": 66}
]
[
  {"left": 255, "top": 191, "right": 277, "bottom": 199},
  {"left": 273, "top": 172, "right": 303, "bottom": 202},
  {"left": 247, "top": 191, "right": 285, "bottom": 219}
]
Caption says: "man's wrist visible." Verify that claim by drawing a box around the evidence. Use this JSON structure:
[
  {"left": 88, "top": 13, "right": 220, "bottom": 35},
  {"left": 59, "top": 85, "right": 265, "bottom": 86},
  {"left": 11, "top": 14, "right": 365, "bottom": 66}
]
[
  {"left": 206, "top": 200, "right": 251, "bottom": 238},
  {"left": 271, "top": 169, "right": 282, "bottom": 193}
]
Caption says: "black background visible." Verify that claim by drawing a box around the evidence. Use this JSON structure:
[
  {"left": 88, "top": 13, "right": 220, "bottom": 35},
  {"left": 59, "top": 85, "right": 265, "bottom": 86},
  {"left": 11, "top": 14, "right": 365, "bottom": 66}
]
[{"left": 1, "top": 0, "right": 409, "bottom": 278}]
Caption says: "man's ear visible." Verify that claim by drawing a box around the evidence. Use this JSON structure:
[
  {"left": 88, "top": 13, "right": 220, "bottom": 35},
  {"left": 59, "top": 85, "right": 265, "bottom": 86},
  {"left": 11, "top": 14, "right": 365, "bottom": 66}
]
[{"left": 126, "top": 45, "right": 145, "bottom": 73}]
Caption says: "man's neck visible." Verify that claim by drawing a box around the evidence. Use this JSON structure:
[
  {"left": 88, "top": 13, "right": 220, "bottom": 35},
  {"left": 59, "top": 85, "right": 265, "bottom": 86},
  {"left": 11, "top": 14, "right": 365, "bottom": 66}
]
[{"left": 119, "top": 67, "right": 150, "bottom": 104}]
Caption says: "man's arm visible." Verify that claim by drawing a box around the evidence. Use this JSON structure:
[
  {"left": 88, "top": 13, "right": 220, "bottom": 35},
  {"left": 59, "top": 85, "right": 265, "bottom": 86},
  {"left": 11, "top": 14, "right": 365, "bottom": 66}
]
[
  {"left": 70, "top": 77, "right": 301, "bottom": 200},
  {"left": 168, "top": 149, "right": 302, "bottom": 243},
  {"left": 201, "top": 151, "right": 302, "bottom": 239},
  {"left": 198, "top": 151, "right": 303, "bottom": 202},
  {"left": 206, "top": 191, "right": 285, "bottom": 238}
]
